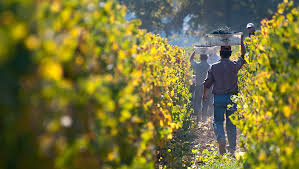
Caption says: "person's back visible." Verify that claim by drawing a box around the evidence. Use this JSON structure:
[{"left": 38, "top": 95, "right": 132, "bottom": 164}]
[
  {"left": 203, "top": 41, "right": 246, "bottom": 156},
  {"left": 190, "top": 53, "right": 212, "bottom": 122},
  {"left": 193, "top": 61, "right": 210, "bottom": 85},
  {"left": 209, "top": 58, "right": 243, "bottom": 94}
]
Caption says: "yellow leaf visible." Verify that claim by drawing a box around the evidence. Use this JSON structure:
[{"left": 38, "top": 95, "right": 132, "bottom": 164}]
[
  {"left": 281, "top": 83, "right": 288, "bottom": 93},
  {"left": 25, "top": 35, "right": 40, "bottom": 50},
  {"left": 283, "top": 106, "right": 291, "bottom": 118},
  {"left": 131, "top": 116, "right": 143, "bottom": 123},
  {"left": 44, "top": 41, "right": 56, "bottom": 53},
  {"left": 51, "top": 1, "right": 61, "bottom": 12},
  {"left": 75, "top": 56, "right": 84, "bottom": 65},
  {"left": 12, "top": 23, "right": 27, "bottom": 40},
  {"left": 147, "top": 122, "right": 154, "bottom": 130},
  {"left": 39, "top": 61, "right": 63, "bottom": 80},
  {"left": 107, "top": 152, "right": 115, "bottom": 161},
  {"left": 160, "top": 119, "right": 164, "bottom": 126},
  {"left": 120, "top": 110, "right": 131, "bottom": 122},
  {"left": 97, "top": 110, "right": 106, "bottom": 120},
  {"left": 171, "top": 90, "right": 174, "bottom": 97},
  {"left": 258, "top": 152, "right": 266, "bottom": 161},
  {"left": 235, "top": 151, "right": 246, "bottom": 160},
  {"left": 285, "top": 146, "right": 293, "bottom": 155}
]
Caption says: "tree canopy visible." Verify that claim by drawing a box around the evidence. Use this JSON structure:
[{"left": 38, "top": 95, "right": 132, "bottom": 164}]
[{"left": 120, "top": 0, "right": 299, "bottom": 35}]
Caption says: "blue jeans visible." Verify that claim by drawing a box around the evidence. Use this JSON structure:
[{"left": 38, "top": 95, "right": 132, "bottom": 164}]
[{"left": 213, "top": 94, "right": 237, "bottom": 151}]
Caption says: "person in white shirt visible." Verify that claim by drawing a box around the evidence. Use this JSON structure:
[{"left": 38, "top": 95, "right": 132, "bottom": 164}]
[
  {"left": 207, "top": 48, "right": 221, "bottom": 65},
  {"left": 190, "top": 51, "right": 213, "bottom": 122}
]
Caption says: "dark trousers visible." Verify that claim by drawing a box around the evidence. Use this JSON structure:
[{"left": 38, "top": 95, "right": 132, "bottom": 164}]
[{"left": 213, "top": 94, "right": 237, "bottom": 151}]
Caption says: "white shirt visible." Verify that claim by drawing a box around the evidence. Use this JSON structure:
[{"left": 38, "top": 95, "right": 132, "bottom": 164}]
[
  {"left": 207, "top": 54, "right": 221, "bottom": 65},
  {"left": 191, "top": 60, "right": 210, "bottom": 85}
]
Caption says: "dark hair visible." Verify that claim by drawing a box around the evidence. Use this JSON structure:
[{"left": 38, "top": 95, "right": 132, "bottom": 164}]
[{"left": 220, "top": 51, "right": 232, "bottom": 58}]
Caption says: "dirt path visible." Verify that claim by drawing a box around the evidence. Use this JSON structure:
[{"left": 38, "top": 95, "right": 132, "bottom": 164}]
[
  {"left": 158, "top": 115, "right": 244, "bottom": 168},
  {"left": 190, "top": 116, "right": 244, "bottom": 156},
  {"left": 191, "top": 117, "right": 217, "bottom": 154}
]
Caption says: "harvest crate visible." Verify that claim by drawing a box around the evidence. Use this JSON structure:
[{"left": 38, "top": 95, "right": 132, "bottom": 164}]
[{"left": 204, "top": 32, "right": 243, "bottom": 46}]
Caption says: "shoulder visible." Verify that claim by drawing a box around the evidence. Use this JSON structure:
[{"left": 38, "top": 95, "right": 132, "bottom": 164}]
[
  {"left": 191, "top": 60, "right": 199, "bottom": 68},
  {"left": 191, "top": 60, "right": 199, "bottom": 64},
  {"left": 210, "top": 63, "right": 218, "bottom": 70},
  {"left": 202, "top": 61, "right": 211, "bottom": 68},
  {"left": 211, "top": 61, "right": 221, "bottom": 66}
]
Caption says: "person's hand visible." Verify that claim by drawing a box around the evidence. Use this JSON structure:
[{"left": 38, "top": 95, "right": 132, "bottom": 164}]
[
  {"left": 202, "top": 87, "right": 209, "bottom": 102},
  {"left": 202, "top": 94, "right": 207, "bottom": 102},
  {"left": 190, "top": 50, "right": 196, "bottom": 62}
]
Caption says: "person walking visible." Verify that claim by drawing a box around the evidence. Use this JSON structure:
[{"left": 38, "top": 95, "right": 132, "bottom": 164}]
[
  {"left": 247, "top": 23, "right": 256, "bottom": 36},
  {"left": 207, "top": 48, "right": 221, "bottom": 65},
  {"left": 202, "top": 36, "right": 246, "bottom": 155},
  {"left": 190, "top": 52, "right": 212, "bottom": 122}
]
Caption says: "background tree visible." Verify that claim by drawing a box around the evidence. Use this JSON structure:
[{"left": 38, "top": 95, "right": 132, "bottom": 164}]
[
  {"left": 119, "top": 0, "right": 175, "bottom": 35},
  {"left": 119, "top": 0, "right": 299, "bottom": 36}
]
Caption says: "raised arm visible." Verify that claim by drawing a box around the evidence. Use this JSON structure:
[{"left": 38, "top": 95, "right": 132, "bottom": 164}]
[
  {"left": 241, "top": 34, "right": 246, "bottom": 56},
  {"left": 190, "top": 50, "right": 196, "bottom": 62},
  {"left": 235, "top": 34, "right": 247, "bottom": 71}
]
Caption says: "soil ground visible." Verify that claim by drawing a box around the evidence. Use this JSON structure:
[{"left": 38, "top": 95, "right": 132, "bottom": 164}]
[{"left": 190, "top": 115, "right": 244, "bottom": 157}]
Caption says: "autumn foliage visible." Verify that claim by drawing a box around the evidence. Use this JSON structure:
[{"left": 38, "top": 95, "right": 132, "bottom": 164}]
[
  {"left": 0, "top": 0, "right": 191, "bottom": 169},
  {"left": 232, "top": 0, "right": 299, "bottom": 168}
]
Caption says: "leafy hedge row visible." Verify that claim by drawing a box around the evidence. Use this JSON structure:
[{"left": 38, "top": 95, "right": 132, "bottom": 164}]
[
  {"left": 232, "top": 0, "right": 299, "bottom": 168},
  {"left": 0, "top": 0, "right": 191, "bottom": 169}
]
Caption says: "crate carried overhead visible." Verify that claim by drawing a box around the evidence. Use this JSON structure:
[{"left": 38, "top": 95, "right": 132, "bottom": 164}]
[
  {"left": 195, "top": 29, "right": 243, "bottom": 47},
  {"left": 193, "top": 45, "right": 218, "bottom": 55},
  {"left": 204, "top": 32, "right": 243, "bottom": 46}
]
